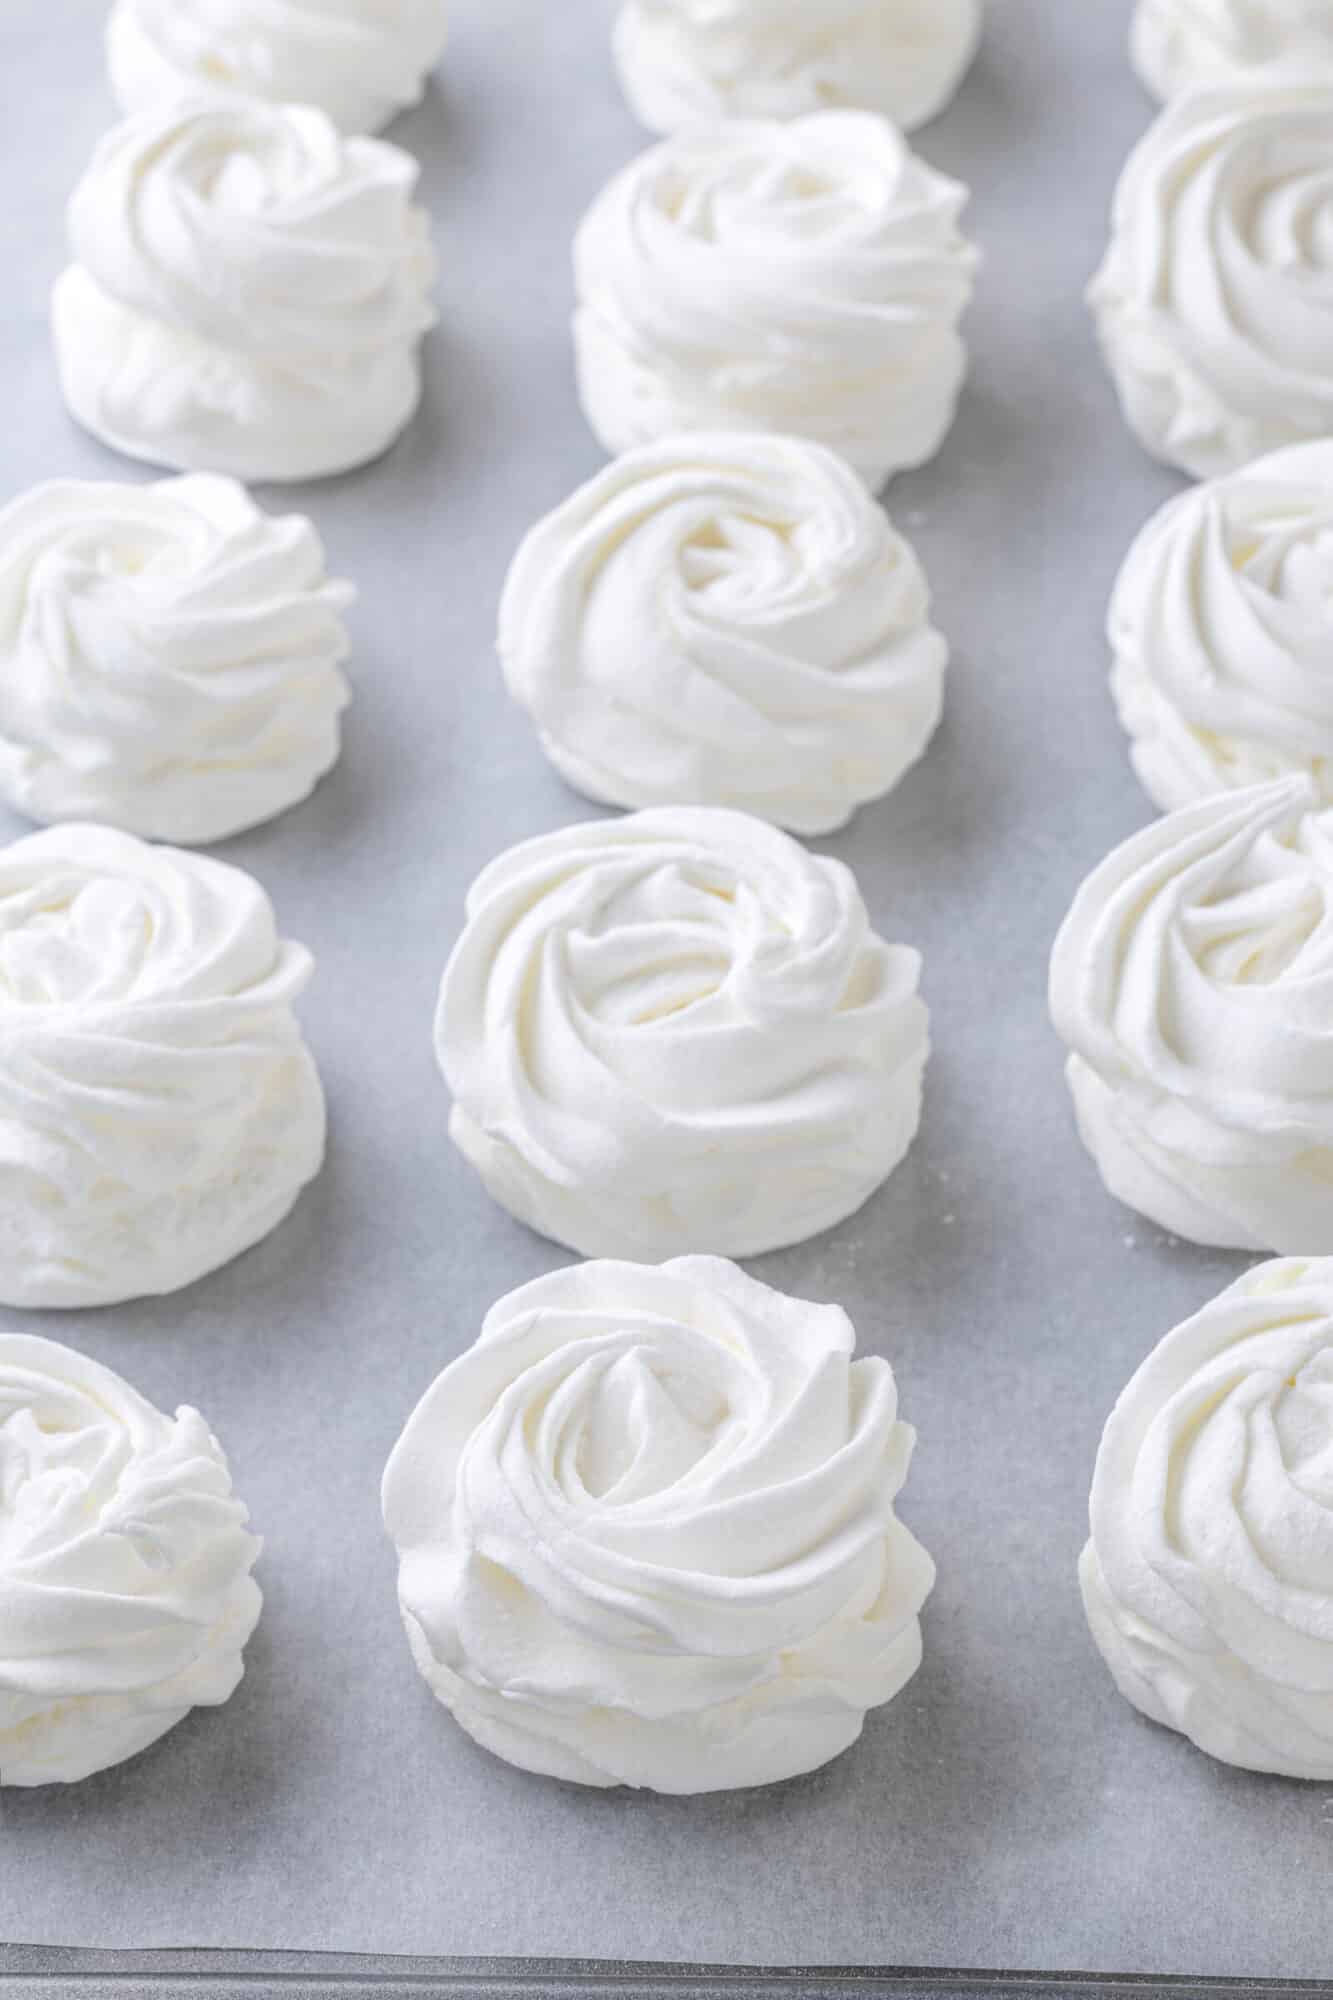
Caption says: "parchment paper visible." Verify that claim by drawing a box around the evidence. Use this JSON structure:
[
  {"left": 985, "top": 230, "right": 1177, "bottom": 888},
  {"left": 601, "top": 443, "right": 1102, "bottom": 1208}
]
[{"left": 2, "top": 0, "right": 1329, "bottom": 1979}]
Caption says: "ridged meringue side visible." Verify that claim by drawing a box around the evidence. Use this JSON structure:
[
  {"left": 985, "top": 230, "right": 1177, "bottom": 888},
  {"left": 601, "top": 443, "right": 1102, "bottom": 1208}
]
[
  {"left": 382, "top": 1255, "right": 935, "bottom": 1792},
  {"left": 613, "top": 0, "right": 981, "bottom": 136},
  {"left": 498, "top": 433, "right": 946, "bottom": 834},
  {"left": 1110, "top": 441, "right": 1333, "bottom": 812},
  {"left": 572, "top": 111, "right": 977, "bottom": 490},
  {"left": 53, "top": 101, "right": 437, "bottom": 483},
  {"left": 1082, "top": 1256, "right": 1333, "bottom": 1778},
  {"left": 1131, "top": 0, "right": 1333, "bottom": 101},
  {"left": 436, "top": 806, "right": 929, "bottom": 1260},
  {"left": 1048, "top": 777, "right": 1333, "bottom": 1253},
  {"left": 0, "top": 1333, "right": 261, "bottom": 1786},
  {"left": 0, "top": 474, "right": 353, "bottom": 844},
  {"left": 0, "top": 823, "right": 325, "bottom": 1308},
  {"left": 107, "top": 0, "right": 449, "bottom": 134},
  {"left": 1089, "top": 75, "right": 1333, "bottom": 479}
]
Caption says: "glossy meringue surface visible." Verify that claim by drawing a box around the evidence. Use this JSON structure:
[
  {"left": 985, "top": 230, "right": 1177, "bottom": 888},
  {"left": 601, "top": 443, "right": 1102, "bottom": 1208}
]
[
  {"left": 382, "top": 1255, "right": 935, "bottom": 1792},
  {"left": 1082, "top": 1256, "right": 1333, "bottom": 1777},
  {"left": 572, "top": 110, "right": 977, "bottom": 489},
  {"left": 1089, "top": 74, "right": 1333, "bottom": 479},
  {"left": 107, "top": 0, "right": 449, "bottom": 134},
  {"left": 436, "top": 806, "right": 929, "bottom": 1260},
  {"left": 53, "top": 100, "right": 437, "bottom": 483},
  {"left": 1131, "top": 0, "right": 1333, "bottom": 100},
  {"left": 0, "top": 823, "right": 325, "bottom": 1307},
  {"left": 614, "top": 0, "right": 981, "bottom": 136},
  {"left": 0, "top": 1332, "right": 261, "bottom": 1786},
  {"left": 1049, "top": 777, "right": 1333, "bottom": 1253},
  {"left": 0, "top": 474, "right": 353, "bottom": 844},
  {"left": 1110, "top": 440, "right": 1333, "bottom": 812},
  {"left": 498, "top": 432, "right": 946, "bottom": 834}
]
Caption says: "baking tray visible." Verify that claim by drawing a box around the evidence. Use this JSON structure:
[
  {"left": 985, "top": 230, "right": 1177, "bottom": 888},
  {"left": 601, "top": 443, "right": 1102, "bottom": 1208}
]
[{"left": 3, "top": 0, "right": 1332, "bottom": 1991}]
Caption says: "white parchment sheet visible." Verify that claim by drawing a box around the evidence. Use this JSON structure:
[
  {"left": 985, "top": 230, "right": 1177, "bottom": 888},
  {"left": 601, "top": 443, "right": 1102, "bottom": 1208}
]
[{"left": 1, "top": 0, "right": 1329, "bottom": 1979}]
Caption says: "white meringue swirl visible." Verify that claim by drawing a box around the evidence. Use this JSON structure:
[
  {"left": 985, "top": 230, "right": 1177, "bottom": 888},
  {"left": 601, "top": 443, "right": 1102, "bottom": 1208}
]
[
  {"left": 436, "top": 806, "right": 929, "bottom": 1260},
  {"left": 1110, "top": 440, "right": 1333, "bottom": 812},
  {"left": 613, "top": 0, "right": 981, "bottom": 137},
  {"left": 1049, "top": 777, "right": 1333, "bottom": 1253},
  {"left": 572, "top": 111, "right": 977, "bottom": 490},
  {"left": 1082, "top": 1256, "right": 1333, "bottom": 1778},
  {"left": 0, "top": 474, "right": 353, "bottom": 845},
  {"left": 1131, "top": 0, "right": 1333, "bottom": 101},
  {"left": 53, "top": 101, "right": 437, "bottom": 483},
  {"left": 0, "top": 1333, "right": 261, "bottom": 1787},
  {"left": 107, "top": 0, "right": 449, "bottom": 135},
  {"left": 382, "top": 1255, "right": 935, "bottom": 1793},
  {"left": 498, "top": 433, "right": 946, "bottom": 835},
  {"left": 1089, "top": 76, "right": 1333, "bottom": 479},
  {"left": 0, "top": 823, "right": 325, "bottom": 1308}
]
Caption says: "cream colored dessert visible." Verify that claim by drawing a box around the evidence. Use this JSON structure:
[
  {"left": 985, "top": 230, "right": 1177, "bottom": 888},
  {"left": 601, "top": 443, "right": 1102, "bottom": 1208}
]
[
  {"left": 382, "top": 1255, "right": 935, "bottom": 1791},
  {"left": 1089, "top": 75, "right": 1333, "bottom": 479},
  {"left": 1082, "top": 1257, "right": 1333, "bottom": 1778},
  {"left": 1131, "top": 0, "right": 1333, "bottom": 100},
  {"left": 53, "top": 100, "right": 437, "bottom": 482},
  {"left": 0, "top": 1334, "right": 261, "bottom": 1786},
  {"left": 573, "top": 111, "right": 977, "bottom": 490},
  {"left": 1048, "top": 777, "right": 1333, "bottom": 1253},
  {"left": 0, "top": 824, "right": 325, "bottom": 1308},
  {"left": 0, "top": 475, "right": 353, "bottom": 843},
  {"left": 436, "top": 806, "right": 929, "bottom": 1259},
  {"left": 614, "top": 0, "right": 981, "bottom": 136},
  {"left": 1110, "top": 440, "right": 1333, "bottom": 810},
  {"left": 107, "top": 0, "right": 449, "bottom": 134},
  {"left": 499, "top": 432, "right": 946, "bottom": 834}
]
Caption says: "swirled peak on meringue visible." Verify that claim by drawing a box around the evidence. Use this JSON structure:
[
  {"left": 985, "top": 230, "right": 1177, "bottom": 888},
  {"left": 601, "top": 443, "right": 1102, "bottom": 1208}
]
[
  {"left": 1082, "top": 1256, "right": 1333, "bottom": 1778},
  {"left": 1089, "top": 75, "right": 1333, "bottom": 479},
  {"left": 0, "top": 1334, "right": 261, "bottom": 1786},
  {"left": 613, "top": 0, "right": 981, "bottom": 136},
  {"left": 1049, "top": 777, "right": 1333, "bottom": 1254},
  {"left": 52, "top": 100, "right": 437, "bottom": 483},
  {"left": 436, "top": 806, "right": 929, "bottom": 1260},
  {"left": 0, "top": 474, "right": 353, "bottom": 844},
  {"left": 1110, "top": 440, "right": 1333, "bottom": 812},
  {"left": 0, "top": 824, "right": 325, "bottom": 1308},
  {"left": 382, "top": 1255, "right": 935, "bottom": 1792},
  {"left": 498, "top": 433, "right": 946, "bottom": 834},
  {"left": 1131, "top": 0, "right": 1333, "bottom": 101},
  {"left": 572, "top": 111, "right": 977, "bottom": 490},
  {"left": 107, "top": 0, "right": 449, "bottom": 134}
]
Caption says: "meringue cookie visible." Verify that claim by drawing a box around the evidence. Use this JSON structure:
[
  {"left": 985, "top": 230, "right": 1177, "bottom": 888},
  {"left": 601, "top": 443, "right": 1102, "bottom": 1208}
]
[
  {"left": 498, "top": 433, "right": 946, "bottom": 835},
  {"left": 53, "top": 101, "right": 437, "bottom": 483},
  {"left": 613, "top": 0, "right": 981, "bottom": 137},
  {"left": 1110, "top": 441, "right": 1333, "bottom": 813},
  {"left": 1089, "top": 76, "right": 1333, "bottom": 479},
  {"left": 382, "top": 1255, "right": 935, "bottom": 1792},
  {"left": 0, "top": 474, "right": 353, "bottom": 844},
  {"left": 0, "top": 1334, "right": 261, "bottom": 1786},
  {"left": 1131, "top": 0, "right": 1333, "bottom": 101},
  {"left": 436, "top": 806, "right": 928, "bottom": 1260},
  {"left": 0, "top": 823, "right": 325, "bottom": 1308},
  {"left": 572, "top": 111, "right": 977, "bottom": 490},
  {"left": 107, "top": 0, "right": 448, "bottom": 135},
  {"left": 1049, "top": 777, "right": 1333, "bottom": 1253},
  {"left": 1082, "top": 1256, "right": 1333, "bottom": 1778}
]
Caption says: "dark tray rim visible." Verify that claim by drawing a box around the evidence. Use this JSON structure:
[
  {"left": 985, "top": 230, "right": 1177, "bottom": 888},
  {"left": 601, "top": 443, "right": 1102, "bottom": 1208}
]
[{"left": 2, "top": 1953, "right": 1331, "bottom": 1999}]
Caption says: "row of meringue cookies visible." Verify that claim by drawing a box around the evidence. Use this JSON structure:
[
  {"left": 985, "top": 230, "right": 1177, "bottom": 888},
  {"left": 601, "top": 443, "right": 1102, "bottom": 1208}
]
[
  {"left": 383, "top": 6, "right": 990, "bottom": 1788},
  {"left": 4, "top": 1253, "right": 935, "bottom": 1795},
  {"left": 1048, "top": 1, "right": 1333, "bottom": 1779}
]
